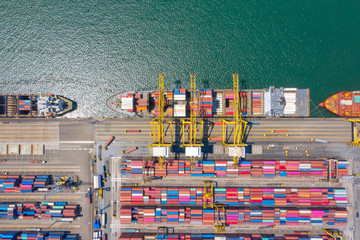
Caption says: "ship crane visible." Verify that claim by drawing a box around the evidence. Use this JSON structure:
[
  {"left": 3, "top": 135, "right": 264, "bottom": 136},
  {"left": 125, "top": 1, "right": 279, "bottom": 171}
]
[
  {"left": 149, "top": 74, "right": 174, "bottom": 170},
  {"left": 181, "top": 74, "right": 204, "bottom": 169},
  {"left": 346, "top": 119, "right": 360, "bottom": 147},
  {"left": 220, "top": 73, "right": 248, "bottom": 168}
]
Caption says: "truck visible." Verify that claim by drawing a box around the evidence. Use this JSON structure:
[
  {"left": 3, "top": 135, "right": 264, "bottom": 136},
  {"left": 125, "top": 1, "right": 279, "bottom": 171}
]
[
  {"left": 310, "top": 138, "right": 328, "bottom": 143},
  {"left": 104, "top": 136, "right": 115, "bottom": 150},
  {"left": 94, "top": 175, "right": 102, "bottom": 189},
  {"left": 99, "top": 188, "right": 103, "bottom": 199},
  {"left": 101, "top": 212, "right": 107, "bottom": 227}
]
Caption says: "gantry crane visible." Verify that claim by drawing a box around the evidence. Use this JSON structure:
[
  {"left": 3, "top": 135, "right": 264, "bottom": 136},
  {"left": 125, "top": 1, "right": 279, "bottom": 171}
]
[
  {"left": 181, "top": 74, "right": 204, "bottom": 169},
  {"left": 323, "top": 229, "right": 342, "bottom": 240},
  {"left": 203, "top": 181, "right": 214, "bottom": 209},
  {"left": 346, "top": 119, "right": 360, "bottom": 147},
  {"left": 214, "top": 205, "right": 226, "bottom": 233},
  {"left": 149, "top": 74, "right": 174, "bottom": 169},
  {"left": 220, "top": 73, "right": 248, "bottom": 168}
]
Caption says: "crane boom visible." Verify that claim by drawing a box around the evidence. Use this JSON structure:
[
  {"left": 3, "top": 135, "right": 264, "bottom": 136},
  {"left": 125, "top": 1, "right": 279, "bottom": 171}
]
[
  {"left": 181, "top": 74, "right": 203, "bottom": 168},
  {"left": 149, "top": 74, "right": 173, "bottom": 170},
  {"left": 220, "top": 74, "right": 248, "bottom": 168}
]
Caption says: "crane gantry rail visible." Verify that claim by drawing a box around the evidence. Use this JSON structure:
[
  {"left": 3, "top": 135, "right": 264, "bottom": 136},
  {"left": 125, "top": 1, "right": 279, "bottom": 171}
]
[
  {"left": 220, "top": 73, "right": 248, "bottom": 168},
  {"left": 346, "top": 119, "right": 360, "bottom": 147}
]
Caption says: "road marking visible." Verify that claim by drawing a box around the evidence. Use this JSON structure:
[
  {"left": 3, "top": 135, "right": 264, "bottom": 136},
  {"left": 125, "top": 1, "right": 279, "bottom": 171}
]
[{"left": 59, "top": 141, "right": 95, "bottom": 144}]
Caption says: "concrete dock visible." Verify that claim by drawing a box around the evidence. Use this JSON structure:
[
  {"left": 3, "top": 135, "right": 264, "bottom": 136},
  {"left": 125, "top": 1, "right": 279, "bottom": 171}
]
[{"left": 0, "top": 117, "right": 359, "bottom": 240}]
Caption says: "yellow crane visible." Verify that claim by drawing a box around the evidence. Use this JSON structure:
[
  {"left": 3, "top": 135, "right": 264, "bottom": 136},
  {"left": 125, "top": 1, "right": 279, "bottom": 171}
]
[
  {"left": 203, "top": 181, "right": 214, "bottom": 209},
  {"left": 323, "top": 229, "right": 342, "bottom": 240},
  {"left": 220, "top": 73, "right": 248, "bottom": 168},
  {"left": 181, "top": 74, "right": 204, "bottom": 169},
  {"left": 214, "top": 205, "right": 226, "bottom": 233},
  {"left": 346, "top": 119, "right": 360, "bottom": 147},
  {"left": 149, "top": 74, "right": 173, "bottom": 169}
]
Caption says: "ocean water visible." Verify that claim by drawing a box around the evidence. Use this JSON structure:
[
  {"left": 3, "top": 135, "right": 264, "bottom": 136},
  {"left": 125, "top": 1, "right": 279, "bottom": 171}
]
[{"left": 0, "top": 0, "right": 359, "bottom": 118}]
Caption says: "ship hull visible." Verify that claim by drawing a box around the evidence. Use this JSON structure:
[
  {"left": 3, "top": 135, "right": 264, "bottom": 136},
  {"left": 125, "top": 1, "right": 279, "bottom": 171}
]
[
  {"left": 0, "top": 94, "right": 74, "bottom": 118},
  {"left": 319, "top": 91, "right": 360, "bottom": 117},
  {"left": 106, "top": 87, "right": 310, "bottom": 118}
]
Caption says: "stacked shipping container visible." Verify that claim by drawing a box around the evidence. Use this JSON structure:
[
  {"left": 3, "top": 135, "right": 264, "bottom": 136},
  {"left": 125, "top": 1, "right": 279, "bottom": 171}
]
[
  {"left": 199, "top": 89, "right": 213, "bottom": 117},
  {"left": 119, "top": 206, "right": 347, "bottom": 226},
  {"left": 120, "top": 187, "right": 347, "bottom": 207},
  {"left": 0, "top": 202, "right": 78, "bottom": 221},
  {"left": 18, "top": 99, "right": 31, "bottom": 112},
  {"left": 0, "top": 231, "right": 78, "bottom": 240},
  {"left": 251, "top": 92, "right": 262, "bottom": 115},
  {"left": 0, "top": 175, "right": 50, "bottom": 193},
  {"left": 120, "top": 159, "right": 349, "bottom": 178},
  {"left": 119, "top": 233, "right": 335, "bottom": 240}
]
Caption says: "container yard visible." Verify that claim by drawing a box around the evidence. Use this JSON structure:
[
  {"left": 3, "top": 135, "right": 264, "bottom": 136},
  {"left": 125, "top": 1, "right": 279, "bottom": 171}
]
[
  {"left": 0, "top": 231, "right": 78, "bottom": 240},
  {"left": 0, "top": 175, "right": 50, "bottom": 192},
  {"left": 119, "top": 187, "right": 347, "bottom": 207},
  {"left": 119, "top": 233, "right": 336, "bottom": 240},
  {"left": 0, "top": 202, "right": 78, "bottom": 221},
  {"left": 0, "top": 117, "right": 359, "bottom": 240},
  {"left": 120, "top": 159, "right": 349, "bottom": 178}
]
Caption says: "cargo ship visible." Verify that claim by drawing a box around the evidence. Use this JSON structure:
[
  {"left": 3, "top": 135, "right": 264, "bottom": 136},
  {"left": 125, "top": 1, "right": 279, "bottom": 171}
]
[
  {"left": 0, "top": 94, "right": 74, "bottom": 118},
  {"left": 107, "top": 87, "right": 310, "bottom": 118},
  {"left": 319, "top": 91, "right": 360, "bottom": 117}
]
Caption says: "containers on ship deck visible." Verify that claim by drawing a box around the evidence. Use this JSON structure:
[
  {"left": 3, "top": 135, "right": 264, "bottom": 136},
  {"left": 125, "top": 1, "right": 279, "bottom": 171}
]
[
  {"left": 199, "top": 89, "right": 213, "bottom": 117},
  {"left": 120, "top": 206, "right": 347, "bottom": 226}
]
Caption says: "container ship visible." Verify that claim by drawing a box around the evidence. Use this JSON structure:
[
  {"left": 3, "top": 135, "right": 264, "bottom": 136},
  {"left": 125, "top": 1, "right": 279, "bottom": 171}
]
[
  {"left": 319, "top": 91, "right": 360, "bottom": 117},
  {"left": 0, "top": 94, "right": 74, "bottom": 118},
  {"left": 107, "top": 87, "right": 310, "bottom": 118}
]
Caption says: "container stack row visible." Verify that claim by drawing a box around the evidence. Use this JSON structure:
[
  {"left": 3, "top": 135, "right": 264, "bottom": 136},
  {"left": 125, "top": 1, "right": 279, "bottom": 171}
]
[
  {"left": 18, "top": 99, "right": 31, "bottom": 111},
  {"left": 120, "top": 159, "right": 349, "bottom": 178},
  {"left": 174, "top": 89, "right": 186, "bottom": 117},
  {"left": 119, "top": 232, "right": 335, "bottom": 240},
  {"left": 120, "top": 187, "right": 347, "bottom": 207},
  {"left": 251, "top": 91, "right": 263, "bottom": 116},
  {"left": 121, "top": 93, "right": 135, "bottom": 113},
  {"left": 119, "top": 206, "right": 347, "bottom": 226},
  {"left": 134, "top": 93, "right": 148, "bottom": 113},
  {"left": 199, "top": 89, "right": 213, "bottom": 117},
  {"left": 0, "top": 175, "right": 50, "bottom": 193},
  {"left": 153, "top": 91, "right": 174, "bottom": 116},
  {"left": 212, "top": 92, "right": 223, "bottom": 115},
  {"left": 0, "top": 202, "right": 78, "bottom": 221},
  {"left": 0, "top": 231, "right": 78, "bottom": 240}
]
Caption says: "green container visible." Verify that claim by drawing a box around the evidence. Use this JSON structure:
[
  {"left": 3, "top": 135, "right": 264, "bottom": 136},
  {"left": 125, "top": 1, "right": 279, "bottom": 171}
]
[
  {"left": 354, "top": 95, "right": 360, "bottom": 103},
  {"left": 53, "top": 205, "right": 65, "bottom": 209}
]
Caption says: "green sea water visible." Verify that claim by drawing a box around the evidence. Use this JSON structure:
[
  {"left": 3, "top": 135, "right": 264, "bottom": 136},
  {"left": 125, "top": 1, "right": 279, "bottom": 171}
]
[{"left": 0, "top": 0, "right": 359, "bottom": 117}]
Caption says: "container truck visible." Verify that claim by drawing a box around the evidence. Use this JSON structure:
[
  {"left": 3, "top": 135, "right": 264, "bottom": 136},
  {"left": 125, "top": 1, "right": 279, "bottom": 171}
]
[
  {"left": 104, "top": 136, "right": 115, "bottom": 150},
  {"left": 94, "top": 175, "right": 102, "bottom": 189},
  {"left": 99, "top": 188, "right": 103, "bottom": 199}
]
